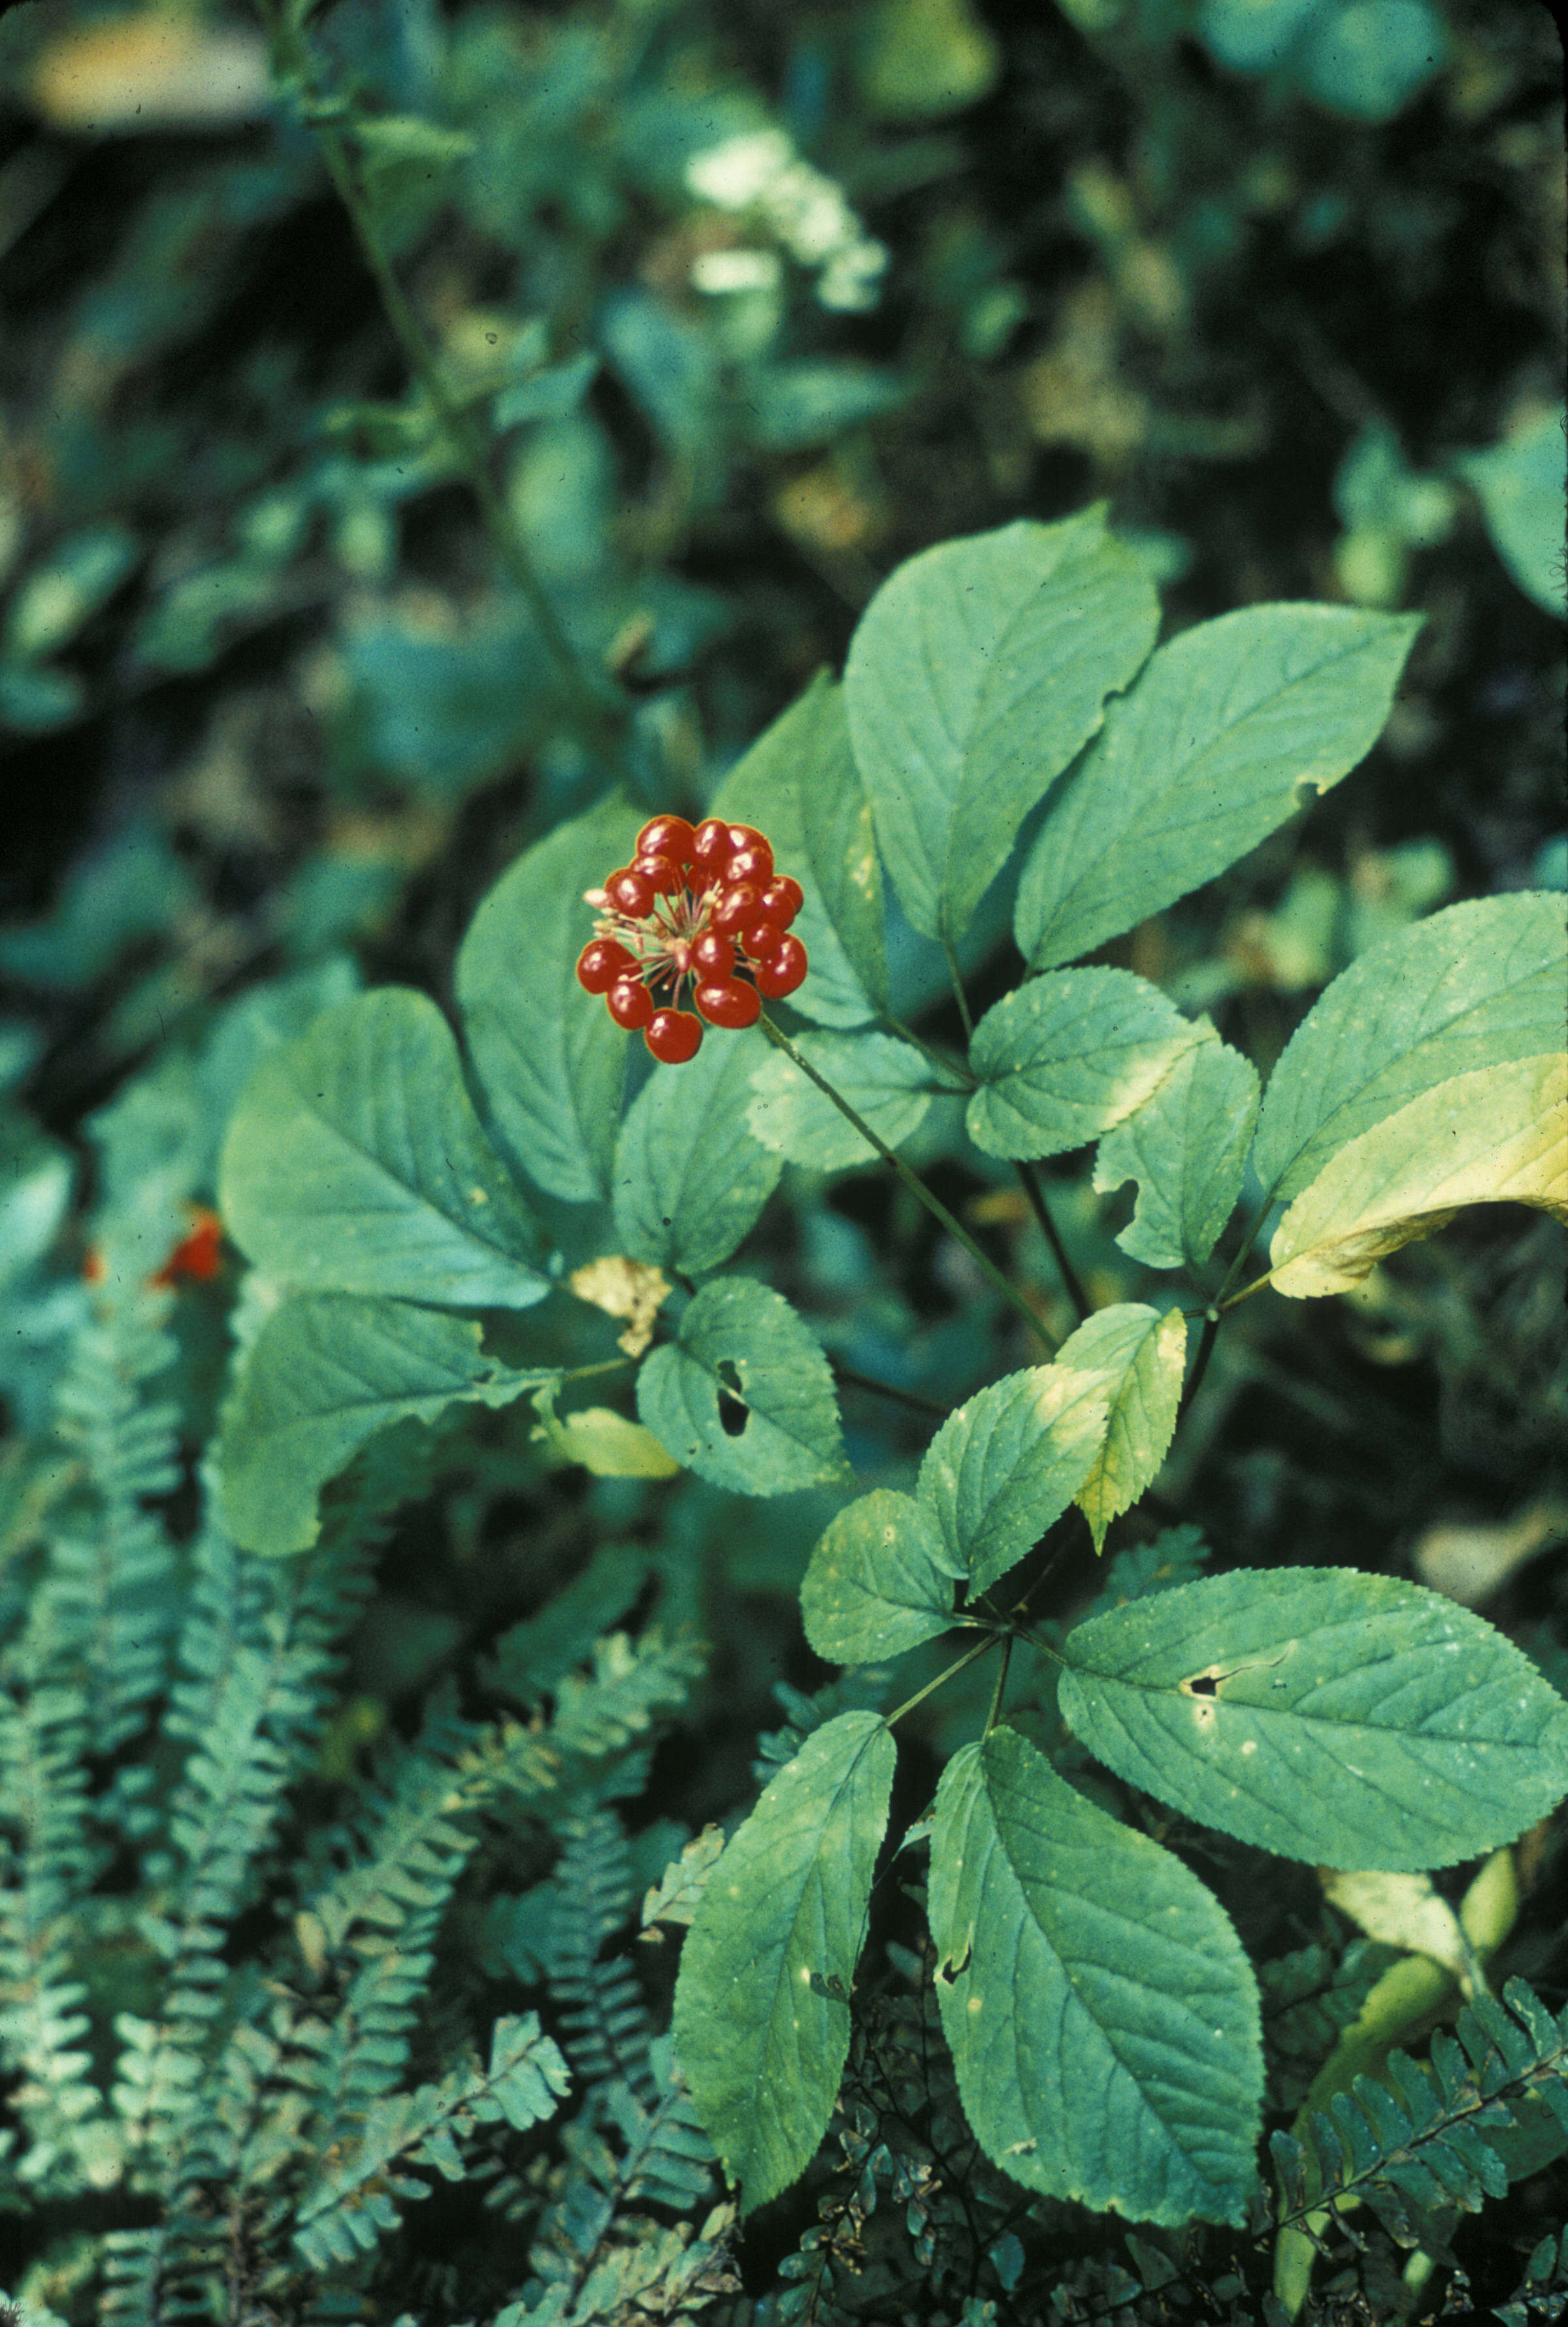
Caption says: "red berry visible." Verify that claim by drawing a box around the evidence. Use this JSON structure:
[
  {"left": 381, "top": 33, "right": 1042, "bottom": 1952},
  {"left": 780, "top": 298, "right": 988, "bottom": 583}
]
[
  {"left": 742, "top": 920, "right": 787, "bottom": 964},
  {"left": 711, "top": 882, "right": 762, "bottom": 935},
  {"left": 645, "top": 1008, "right": 703, "bottom": 1064},
  {"left": 606, "top": 866, "right": 655, "bottom": 915},
  {"left": 607, "top": 977, "right": 653, "bottom": 1030},
  {"left": 577, "top": 937, "right": 638, "bottom": 994},
  {"left": 691, "top": 817, "right": 733, "bottom": 875},
  {"left": 636, "top": 813, "right": 696, "bottom": 866},
  {"left": 725, "top": 824, "right": 772, "bottom": 873},
  {"left": 753, "top": 934, "right": 808, "bottom": 997},
  {"left": 691, "top": 930, "right": 736, "bottom": 978},
  {"left": 758, "top": 875, "right": 804, "bottom": 926},
  {"left": 151, "top": 1207, "right": 225, "bottom": 1287},
  {"left": 634, "top": 851, "right": 683, "bottom": 895},
  {"left": 695, "top": 977, "right": 762, "bottom": 1029},
  {"left": 725, "top": 843, "right": 773, "bottom": 888}
]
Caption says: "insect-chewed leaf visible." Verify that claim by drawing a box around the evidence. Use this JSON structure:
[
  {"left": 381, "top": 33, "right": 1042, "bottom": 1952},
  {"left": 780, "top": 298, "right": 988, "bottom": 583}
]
[
  {"left": 219, "top": 988, "right": 549, "bottom": 1309},
  {"left": 1015, "top": 602, "right": 1422, "bottom": 971},
  {"left": 966, "top": 968, "right": 1203, "bottom": 1162},
  {"left": 1058, "top": 1567, "right": 1568, "bottom": 1870},
  {"left": 1056, "top": 1303, "right": 1188, "bottom": 1554},
  {"left": 928, "top": 1727, "right": 1262, "bottom": 2225},
  {"left": 1266, "top": 1054, "right": 1567, "bottom": 1298},
  {"left": 917, "top": 1361, "right": 1113, "bottom": 1591},
  {"left": 801, "top": 1489, "right": 963, "bottom": 1663},
  {"left": 747, "top": 1031, "right": 938, "bottom": 1169},
  {"left": 1094, "top": 1028, "right": 1260, "bottom": 1269},
  {"left": 1251, "top": 893, "right": 1567, "bottom": 1203},
  {"left": 613, "top": 1024, "right": 780, "bottom": 1275},
  {"left": 674, "top": 1710, "right": 896, "bottom": 2211},
  {"left": 637, "top": 1276, "right": 849, "bottom": 1495}
]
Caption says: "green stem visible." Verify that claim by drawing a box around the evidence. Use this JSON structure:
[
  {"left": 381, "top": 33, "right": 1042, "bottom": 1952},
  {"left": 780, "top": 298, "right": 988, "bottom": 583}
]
[
  {"left": 982, "top": 1634, "right": 1014, "bottom": 1737},
  {"left": 1177, "top": 1305, "right": 1222, "bottom": 1418},
  {"left": 830, "top": 1362, "right": 949, "bottom": 1418},
  {"left": 885, "top": 1634, "right": 998, "bottom": 1730},
  {"left": 881, "top": 1015, "right": 975, "bottom": 1089},
  {"left": 941, "top": 939, "right": 974, "bottom": 1041},
  {"left": 1013, "top": 1160, "right": 1092, "bottom": 1322},
  {"left": 758, "top": 1014, "right": 1057, "bottom": 1356}
]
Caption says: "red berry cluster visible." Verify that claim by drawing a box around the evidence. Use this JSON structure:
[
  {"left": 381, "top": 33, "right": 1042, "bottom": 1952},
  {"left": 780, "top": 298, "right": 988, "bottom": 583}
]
[{"left": 576, "top": 813, "right": 808, "bottom": 1064}]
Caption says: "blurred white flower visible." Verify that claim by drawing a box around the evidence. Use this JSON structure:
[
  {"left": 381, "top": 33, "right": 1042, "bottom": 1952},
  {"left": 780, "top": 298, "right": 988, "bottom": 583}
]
[
  {"left": 689, "top": 248, "right": 785, "bottom": 295},
  {"left": 685, "top": 129, "right": 887, "bottom": 312}
]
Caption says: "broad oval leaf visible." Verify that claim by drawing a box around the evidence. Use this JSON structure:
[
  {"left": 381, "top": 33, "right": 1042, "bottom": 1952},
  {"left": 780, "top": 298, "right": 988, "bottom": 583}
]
[
  {"left": 220, "top": 988, "right": 549, "bottom": 1309},
  {"left": 929, "top": 1727, "right": 1262, "bottom": 2224},
  {"left": 674, "top": 1709, "right": 896, "bottom": 2210},
  {"left": 613, "top": 1024, "right": 780, "bottom": 1275},
  {"left": 1058, "top": 1567, "right": 1568, "bottom": 1870},
  {"left": 1454, "top": 402, "right": 1567, "bottom": 616},
  {"left": 917, "top": 1361, "right": 1113, "bottom": 1591},
  {"left": 1094, "top": 1029, "right": 1260, "bottom": 1269},
  {"left": 218, "top": 1292, "right": 551, "bottom": 1555},
  {"left": 967, "top": 968, "right": 1203, "bottom": 1162},
  {"left": 802, "top": 1489, "right": 962, "bottom": 1663},
  {"left": 747, "top": 1032, "right": 939, "bottom": 1170},
  {"left": 455, "top": 796, "right": 641, "bottom": 1201},
  {"left": 1267, "top": 1054, "right": 1568, "bottom": 1299},
  {"left": 1250, "top": 893, "right": 1567, "bottom": 1203},
  {"left": 1057, "top": 1303, "right": 1188, "bottom": 1554},
  {"left": 1015, "top": 604, "right": 1422, "bottom": 971},
  {"left": 844, "top": 510, "right": 1160, "bottom": 943},
  {"left": 637, "top": 1276, "right": 849, "bottom": 1494}
]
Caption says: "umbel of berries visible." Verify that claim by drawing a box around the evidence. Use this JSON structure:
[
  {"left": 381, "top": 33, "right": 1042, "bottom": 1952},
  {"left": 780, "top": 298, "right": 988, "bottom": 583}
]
[{"left": 576, "top": 814, "right": 808, "bottom": 1064}]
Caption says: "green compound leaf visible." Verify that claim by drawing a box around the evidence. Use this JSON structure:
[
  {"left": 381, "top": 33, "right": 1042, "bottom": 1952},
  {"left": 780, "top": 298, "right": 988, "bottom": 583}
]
[
  {"left": 801, "top": 1489, "right": 963, "bottom": 1663},
  {"left": 1453, "top": 402, "right": 1567, "bottom": 615},
  {"left": 219, "top": 988, "right": 549, "bottom": 1309},
  {"left": 218, "top": 1293, "right": 551, "bottom": 1555},
  {"left": 747, "top": 1032, "right": 939, "bottom": 1170},
  {"left": 929, "top": 1726, "right": 1262, "bottom": 2225},
  {"left": 713, "top": 672, "right": 887, "bottom": 1026},
  {"left": 966, "top": 968, "right": 1203, "bottom": 1162},
  {"left": 1094, "top": 1028, "right": 1260, "bottom": 1270},
  {"left": 844, "top": 509, "right": 1160, "bottom": 944},
  {"left": 638, "top": 1275, "right": 849, "bottom": 1495},
  {"left": 918, "top": 1361, "right": 1114, "bottom": 1591},
  {"left": 456, "top": 796, "right": 642, "bottom": 1201},
  {"left": 613, "top": 1024, "right": 781, "bottom": 1275},
  {"left": 1250, "top": 892, "right": 1567, "bottom": 1204},
  {"left": 1058, "top": 1567, "right": 1568, "bottom": 1871},
  {"left": 674, "top": 1710, "right": 896, "bottom": 2211},
  {"left": 1015, "top": 604, "right": 1422, "bottom": 971},
  {"left": 1057, "top": 1303, "right": 1188, "bottom": 1555}
]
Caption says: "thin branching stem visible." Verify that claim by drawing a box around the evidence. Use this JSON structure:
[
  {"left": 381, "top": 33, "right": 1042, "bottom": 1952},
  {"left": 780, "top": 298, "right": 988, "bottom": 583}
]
[
  {"left": 941, "top": 938, "right": 975, "bottom": 1040},
  {"left": 1012, "top": 1160, "right": 1092, "bottom": 1322}
]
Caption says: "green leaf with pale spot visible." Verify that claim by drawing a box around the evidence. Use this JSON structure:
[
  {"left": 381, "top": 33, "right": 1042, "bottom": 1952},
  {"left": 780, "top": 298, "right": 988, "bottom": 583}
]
[
  {"left": 802, "top": 1490, "right": 963, "bottom": 1663},
  {"left": 1058, "top": 1567, "right": 1568, "bottom": 1871},
  {"left": 219, "top": 988, "right": 549, "bottom": 1309},
  {"left": 929, "top": 1726, "right": 1262, "bottom": 2224},
  {"left": 674, "top": 1710, "right": 896, "bottom": 2210},
  {"left": 1093, "top": 1028, "right": 1260, "bottom": 1269},
  {"left": 1057, "top": 1303, "right": 1187, "bottom": 1554},
  {"left": 613, "top": 1024, "right": 780, "bottom": 1274},
  {"left": 747, "top": 1032, "right": 941, "bottom": 1170},
  {"left": 966, "top": 968, "right": 1203, "bottom": 1162},
  {"left": 1015, "top": 604, "right": 1422, "bottom": 971},
  {"left": 917, "top": 1361, "right": 1113, "bottom": 1591},
  {"left": 1250, "top": 893, "right": 1567, "bottom": 1204},
  {"left": 844, "top": 509, "right": 1160, "bottom": 943},
  {"left": 638, "top": 1276, "right": 849, "bottom": 1494},
  {"left": 456, "top": 796, "right": 641, "bottom": 1201},
  {"left": 218, "top": 1293, "right": 552, "bottom": 1555}
]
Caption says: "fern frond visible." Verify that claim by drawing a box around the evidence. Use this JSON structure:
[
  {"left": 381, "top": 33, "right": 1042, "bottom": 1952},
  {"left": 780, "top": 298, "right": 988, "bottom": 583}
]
[{"left": 546, "top": 1814, "right": 654, "bottom": 2100}]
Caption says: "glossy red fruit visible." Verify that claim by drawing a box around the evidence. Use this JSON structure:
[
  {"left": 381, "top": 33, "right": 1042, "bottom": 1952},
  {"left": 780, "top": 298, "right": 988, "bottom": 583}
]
[
  {"left": 741, "top": 920, "right": 787, "bottom": 964},
  {"left": 646, "top": 1008, "right": 703, "bottom": 1063},
  {"left": 694, "top": 977, "right": 762, "bottom": 1029},
  {"left": 606, "top": 866, "right": 655, "bottom": 915},
  {"left": 725, "top": 843, "right": 772, "bottom": 888},
  {"left": 607, "top": 977, "right": 653, "bottom": 1030},
  {"left": 577, "top": 937, "right": 638, "bottom": 993},
  {"left": 690, "top": 817, "right": 733, "bottom": 875},
  {"left": 758, "top": 875, "right": 804, "bottom": 926},
  {"left": 753, "top": 933, "right": 808, "bottom": 997},
  {"left": 691, "top": 929, "right": 736, "bottom": 978},
  {"left": 633, "top": 851, "right": 683, "bottom": 895},
  {"left": 724, "top": 824, "right": 772, "bottom": 873},
  {"left": 711, "top": 881, "right": 762, "bottom": 934},
  {"left": 635, "top": 813, "right": 696, "bottom": 866}
]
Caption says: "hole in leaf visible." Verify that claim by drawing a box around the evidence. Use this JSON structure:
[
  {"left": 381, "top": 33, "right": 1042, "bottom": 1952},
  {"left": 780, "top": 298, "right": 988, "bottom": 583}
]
[
  {"left": 1185, "top": 1671, "right": 1220, "bottom": 1698},
  {"left": 715, "top": 1358, "right": 748, "bottom": 1438}
]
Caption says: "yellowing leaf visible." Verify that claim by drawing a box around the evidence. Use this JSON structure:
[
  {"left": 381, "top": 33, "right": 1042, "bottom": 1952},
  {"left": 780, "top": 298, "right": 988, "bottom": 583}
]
[
  {"left": 1269, "top": 1054, "right": 1567, "bottom": 1299},
  {"left": 568, "top": 1254, "right": 672, "bottom": 1358},
  {"left": 534, "top": 1400, "right": 680, "bottom": 1479},
  {"left": 1317, "top": 1870, "right": 1471, "bottom": 1982},
  {"left": 1062, "top": 1304, "right": 1188, "bottom": 1553}
]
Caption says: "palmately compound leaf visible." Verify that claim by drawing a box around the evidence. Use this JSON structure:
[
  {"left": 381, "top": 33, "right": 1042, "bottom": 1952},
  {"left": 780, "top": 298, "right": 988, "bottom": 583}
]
[
  {"left": 801, "top": 1489, "right": 963, "bottom": 1664},
  {"left": 218, "top": 1292, "right": 552, "bottom": 1555},
  {"left": 1057, "top": 1303, "right": 1188, "bottom": 1554},
  {"left": 966, "top": 968, "right": 1203, "bottom": 1162},
  {"left": 1267, "top": 1054, "right": 1567, "bottom": 1298},
  {"left": 747, "top": 1031, "right": 941, "bottom": 1171},
  {"left": 917, "top": 1361, "right": 1113, "bottom": 1591},
  {"left": 1250, "top": 893, "right": 1567, "bottom": 1203},
  {"left": 219, "top": 988, "right": 549, "bottom": 1309},
  {"left": 455, "top": 795, "right": 642, "bottom": 1201},
  {"left": 674, "top": 1710, "right": 896, "bottom": 2210},
  {"left": 1094, "top": 1028, "right": 1260, "bottom": 1270},
  {"left": 844, "top": 510, "right": 1160, "bottom": 944},
  {"left": 613, "top": 1023, "right": 780, "bottom": 1275},
  {"left": 1058, "top": 1566, "right": 1568, "bottom": 1871},
  {"left": 929, "top": 1726, "right": 1262, "bottom": 2225},
  {"left": 637, "top": 1276, "right": 849, "bottom": 1495},
  {"left": 1015, "top": 603, "right": 1422, "bottom": 971},
  {"left": 712, "top": 672, "right": 887, "bottom": 1025}
]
